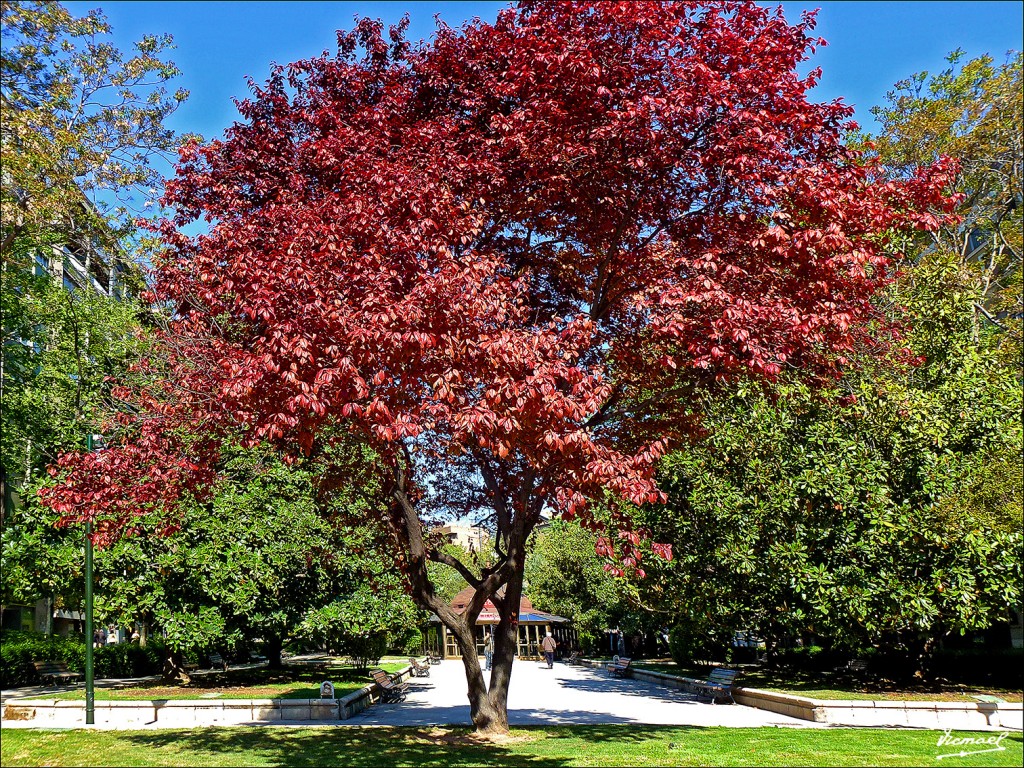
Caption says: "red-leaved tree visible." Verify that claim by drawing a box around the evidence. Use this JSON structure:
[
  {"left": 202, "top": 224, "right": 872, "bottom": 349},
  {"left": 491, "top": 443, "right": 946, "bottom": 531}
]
[{"left": 41, "top": 1, "right": 955, "bottom": 733}]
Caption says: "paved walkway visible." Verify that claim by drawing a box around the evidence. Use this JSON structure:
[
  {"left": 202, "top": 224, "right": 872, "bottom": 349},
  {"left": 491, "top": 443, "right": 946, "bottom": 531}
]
[
  {"left": 1, "top": 658, "right": 817, "bottom": 729},
  {"left": 350, "top": 659, "right": 817, "bottom": 728}
]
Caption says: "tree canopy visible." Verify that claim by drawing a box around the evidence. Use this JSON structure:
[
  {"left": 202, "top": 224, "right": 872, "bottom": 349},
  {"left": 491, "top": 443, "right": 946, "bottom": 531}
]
[
  {"left": 41, "top": 1, "right": 954, "bottom": 734},
  {"left": 0, "top": 0, "right": 188, "bottom": 258},
  {"left": 634, "top": 49, "right": 1023, "bottom": 674}
]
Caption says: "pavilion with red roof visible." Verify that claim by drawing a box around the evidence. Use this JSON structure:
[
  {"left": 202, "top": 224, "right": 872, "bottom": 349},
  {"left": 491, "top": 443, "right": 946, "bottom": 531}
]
[{"left": 426, "top": 585, "right": 575, "bottom": 660}]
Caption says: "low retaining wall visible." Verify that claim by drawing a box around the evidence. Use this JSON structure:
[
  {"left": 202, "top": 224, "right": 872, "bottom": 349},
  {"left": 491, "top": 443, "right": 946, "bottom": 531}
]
[
  {"left": 2, "top": 698, "right": 340, "bottom": 727},
  {"left": 2, "top": 665, "right": 415, "bottom": 727},
  {"left": 734, "top": 688, "right": 1023, "bottom": 731},
  {"left": 576, "top": 659, "right": 1023, "bottom": 731}
]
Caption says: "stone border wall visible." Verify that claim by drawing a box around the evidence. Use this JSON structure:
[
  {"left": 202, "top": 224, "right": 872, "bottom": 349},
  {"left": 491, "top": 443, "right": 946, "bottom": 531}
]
[
  {"left": 576, "top": 659, "right": 1023, "bottom": 731},
  {"left": 2, "top": 664, "right": 415, "bottom": 727}
]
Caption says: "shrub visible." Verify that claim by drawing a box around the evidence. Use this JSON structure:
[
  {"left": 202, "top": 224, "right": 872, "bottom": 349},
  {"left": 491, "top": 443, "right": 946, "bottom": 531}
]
[
  {"left": 668, "top": 618, "right": 731, "bottom": 666},
  {"left": 394, "top": 627, "right": 423, "bottom": 657},
  {"left": 0, "top": 630, "right": 165, "bottom": 687},
  {"left": 930, "top": 647, "right": 1023, "bottom": 687}
]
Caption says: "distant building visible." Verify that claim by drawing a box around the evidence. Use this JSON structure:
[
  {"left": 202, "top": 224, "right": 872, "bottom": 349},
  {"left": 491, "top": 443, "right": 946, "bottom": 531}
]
[{"left": 434, "top": 522, "right": 490, "bottom": 553}]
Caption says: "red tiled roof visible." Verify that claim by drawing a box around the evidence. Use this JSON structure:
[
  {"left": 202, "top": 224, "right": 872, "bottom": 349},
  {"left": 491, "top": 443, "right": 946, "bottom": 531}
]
[{"left": 450, "top": 585, "right": 535, "bottom": 614}]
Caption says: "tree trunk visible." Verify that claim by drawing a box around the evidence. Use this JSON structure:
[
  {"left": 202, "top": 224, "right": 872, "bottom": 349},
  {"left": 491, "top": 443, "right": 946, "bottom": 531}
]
[
  {"left": 266, "top": 635, "right": 284, "bottom": 669},
  {"left": 476, "top": 567, "right": 528, "bottom": 734},
  {"left": 388, "top": 457, "right": 539, "bottom": 737},
  {"left": 912, "top": 635, "right": 937, "bottom": 682},
  {"left": 162, "top": 650, "right": 191, "bottom": 684}
]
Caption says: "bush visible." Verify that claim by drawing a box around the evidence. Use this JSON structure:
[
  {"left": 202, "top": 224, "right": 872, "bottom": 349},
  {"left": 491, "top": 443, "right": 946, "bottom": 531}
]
[
  {"left": 930, "top": 647, "right": 1023, "bottom": 687},
  {"left": 772, "top": 644, "right": 850, "bottom": 672},
  {"left": 0, "top": 630, "right": 165, "bottom": 687},
  {"left": 393, "top": 627, "right": 423, "bottom": 657},
  {"left": 345, "top": 634, "right": 388, "bottom": 670},
  {"left": 668, "top": 619, "right": 731, "bottom": 666}
]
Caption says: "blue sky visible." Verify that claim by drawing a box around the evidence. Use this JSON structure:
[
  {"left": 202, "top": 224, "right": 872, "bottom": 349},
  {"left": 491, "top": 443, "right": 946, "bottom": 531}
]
[{"left": 67, "top": 0, "right": 1022, "bottom": 143}]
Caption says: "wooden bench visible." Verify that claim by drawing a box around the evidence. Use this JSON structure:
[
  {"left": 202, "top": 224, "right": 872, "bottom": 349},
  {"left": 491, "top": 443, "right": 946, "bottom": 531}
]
[
  {"left": 208, "top": 653, "right": 228, "bottom": 671},
  {"left": 563, "top": 650, "right": 580, "bottom": 665},
  {"left": 371, "top": 669, "right": 408, "bottom": 703},
  {"left": 606, "top": 655, "right": 632, "bottom": 677},
  {"left": 426, "top": 652, "right": 443, "bottom": 665},
  {"left": 692, "top": 667, "right": 739, "bottom": 704},
  {"left": 408, "top": 658, "right": 430, "bottom": 677},
  {"left": 33, "top": 660, "right": 83, "bottom": 686}
]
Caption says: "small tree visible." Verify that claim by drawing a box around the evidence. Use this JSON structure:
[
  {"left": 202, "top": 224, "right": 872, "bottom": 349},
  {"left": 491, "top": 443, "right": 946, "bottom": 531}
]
[
  {"left": 42, "top": 2, "right": 954, "bottom": 734},
  {"left": 298, "top": 581, "right": 419, "bottom": 670}
]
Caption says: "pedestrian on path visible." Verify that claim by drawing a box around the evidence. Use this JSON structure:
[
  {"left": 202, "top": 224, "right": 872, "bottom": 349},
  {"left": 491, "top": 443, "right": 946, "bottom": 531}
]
[
  {"left": 541, "top": 632, "right": 557, "bottom": 669},
  {"left": 485, "top": 632, "right": 494, "bottom": 671}
]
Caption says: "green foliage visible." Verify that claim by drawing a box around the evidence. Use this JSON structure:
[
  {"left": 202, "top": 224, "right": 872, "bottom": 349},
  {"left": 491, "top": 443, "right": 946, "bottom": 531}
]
[
  {"left": 297, "top": 581, "right": 419, "bottom": 669},
  {"left": 525, "top": 521, "right": 630, "bottom": 653},
  {"left": 5, "top": 439, "right": 392, "bottom": 659},
  {"left": 0, "top": 270, "right": 146, "bottom": 509},
  {"left": 643, "top": 361, "right": 1021, "bottom": 660},
  {"left": 862, "top": 50, "right": 1022, "bottom": 363},
  {"left": 667, "top": 618, "right": 730, "bottom": 667},
  {"left": 1, "top": 0, "right": 189, "bottom": 254},
  {"left": 0, "top": 630, "right": 166, "bottom": 687}
]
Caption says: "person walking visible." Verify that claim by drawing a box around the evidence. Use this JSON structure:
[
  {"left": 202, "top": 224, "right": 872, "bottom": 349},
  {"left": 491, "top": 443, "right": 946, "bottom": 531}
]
[
  {"left": 485, "top": 632, "right": 494, "bottom": 671},
  {"left": 541, "top": 632, "right": 557, "bottom": 669}
]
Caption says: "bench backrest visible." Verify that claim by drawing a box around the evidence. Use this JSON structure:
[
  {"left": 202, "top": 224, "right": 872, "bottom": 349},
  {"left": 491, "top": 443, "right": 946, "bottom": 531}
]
[
  {"left": 371, "top": 669, "right": 395, "bottom": 688},
  {"left": 615, "top": 657, "right": 632, "bottom": 667},
  {"left": 33, "top": 661, "right": 71, "bottom": 673},
  {"left": 707, "top": 668, "right": 738, "bottom": 685}
]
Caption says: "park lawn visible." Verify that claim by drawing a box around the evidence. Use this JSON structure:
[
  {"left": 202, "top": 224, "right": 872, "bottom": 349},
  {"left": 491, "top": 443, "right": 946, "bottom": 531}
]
[
  {"left": 632, "top": 662, "right": 1024, "bottom": 703},
  {"left": 2, "top": 725, "right": 1022, "bottom": 767},
  {"left": 40, "top": 662, "right": 406, "bottom": 701}
]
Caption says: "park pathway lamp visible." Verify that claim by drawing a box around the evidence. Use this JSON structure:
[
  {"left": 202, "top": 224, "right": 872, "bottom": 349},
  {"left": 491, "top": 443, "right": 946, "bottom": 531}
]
[{"left": 83, "top": 432, "right": 105, "bottom": 725}]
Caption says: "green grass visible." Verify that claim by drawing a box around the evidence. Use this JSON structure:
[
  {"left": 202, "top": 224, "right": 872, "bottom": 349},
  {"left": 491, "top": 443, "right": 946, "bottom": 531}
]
[
  {"left": 631, "top": 662, "right": 1024, "bottom": 703},
  {"left": 2, "top": 726, "right": 1021, "bottom": 767},
  {"left": 36, "top": 662, "right": 406, "bottom": 701}
]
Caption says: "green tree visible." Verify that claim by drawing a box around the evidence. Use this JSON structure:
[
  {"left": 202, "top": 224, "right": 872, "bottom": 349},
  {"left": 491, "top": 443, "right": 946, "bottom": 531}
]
[
  {"left": 2, "top": 0, "right": 187, "bottom": 523},
  {"left": 4, "top": 439, "right": 393, "bottom": 675},
  {"left": 298, "top": 579, "right": 420, "bottom": 670},
  {"left": 635, "top": 49, "right": 1023, "bottom": 678},
  {"left": 525, "top": 521, "right": 624, "bottom": 654},
  {"left": 865, "top": 50, "right": 1022, "bottom": 360},
  {"left": 1, "top": 0, "right": 188, "bottom": 257},
  {"left": 1, "top": 272, "right": 145, "bottom": 505}
]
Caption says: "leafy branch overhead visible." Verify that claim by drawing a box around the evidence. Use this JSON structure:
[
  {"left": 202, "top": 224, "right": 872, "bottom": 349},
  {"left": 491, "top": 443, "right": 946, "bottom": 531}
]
[{"left": 0, "top": 0, "right": 189, "bottom": 257}]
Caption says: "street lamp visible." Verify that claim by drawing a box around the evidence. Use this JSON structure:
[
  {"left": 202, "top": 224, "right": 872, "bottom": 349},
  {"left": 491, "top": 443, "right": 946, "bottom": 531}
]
[{"left": 83, "top": 433, "right": 104, "bottom": 726}]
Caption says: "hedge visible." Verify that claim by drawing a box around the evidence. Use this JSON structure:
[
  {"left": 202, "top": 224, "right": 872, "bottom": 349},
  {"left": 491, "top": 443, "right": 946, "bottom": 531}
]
[{"left": 0, "top": 630, "right": 167, "bottom": 687}]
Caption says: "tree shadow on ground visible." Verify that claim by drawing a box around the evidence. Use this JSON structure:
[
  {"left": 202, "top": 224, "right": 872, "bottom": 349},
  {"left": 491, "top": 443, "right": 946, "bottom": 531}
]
[
  {"left": 118, "top": 726, "right": 644, "bottom": 767},
  {"left": 352, "top": 701, "right": 644, "bottom": 727},
  {"left": 555, "top": 675, "right": 701, "bottom": 704},
  {"left": 120, "top": 725, "right": 711, "bottom": 767}
]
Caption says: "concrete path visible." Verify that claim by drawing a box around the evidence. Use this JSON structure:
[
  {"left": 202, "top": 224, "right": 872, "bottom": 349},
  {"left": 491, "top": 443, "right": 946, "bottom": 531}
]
[
  {"left": 350, "top": 658, "right": 818, "bottom": 728},
  {"left": 1, "top": 658, "right": 818, "bottom": 729}
]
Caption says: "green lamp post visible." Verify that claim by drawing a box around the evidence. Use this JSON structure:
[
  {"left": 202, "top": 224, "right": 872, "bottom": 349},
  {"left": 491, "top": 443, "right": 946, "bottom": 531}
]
[{"left": 84, "top": 433, "right": 98, "bottom": 725}]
